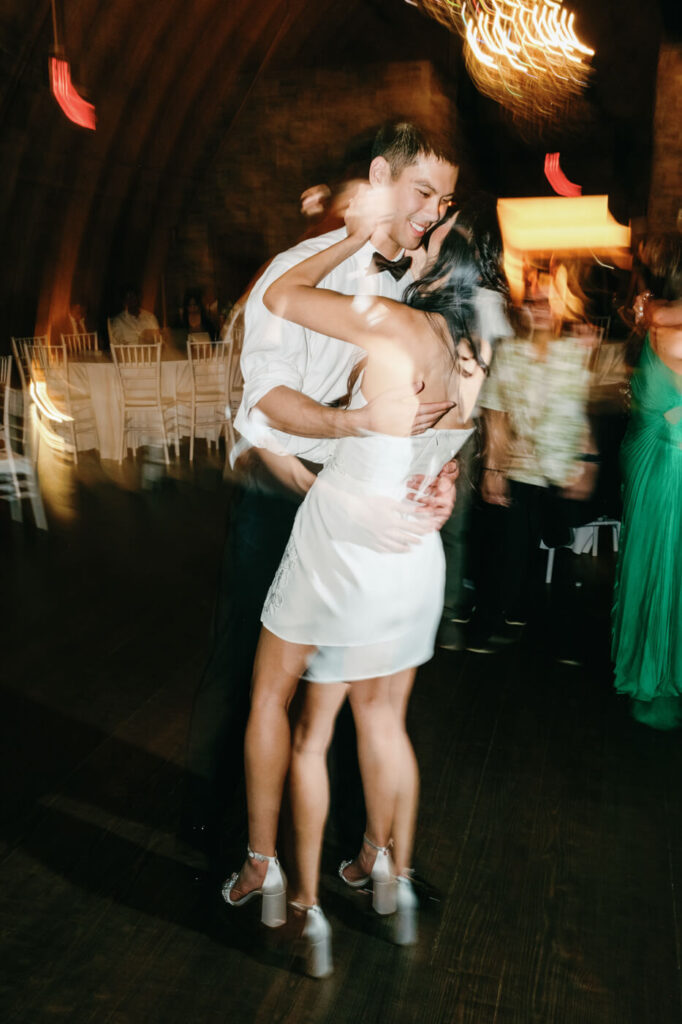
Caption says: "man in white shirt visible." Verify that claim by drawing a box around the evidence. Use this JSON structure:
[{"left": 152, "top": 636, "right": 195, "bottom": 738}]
[
  {"left": 109, "top": 288, "right": 160, "bottom": 345},
  {"left": 183, "top": 123, "right": 460, "bottom": 866}
]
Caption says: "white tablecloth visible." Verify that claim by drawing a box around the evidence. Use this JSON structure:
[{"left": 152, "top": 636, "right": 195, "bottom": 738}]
[{"left": 68, "top": 355, "right": 199, "bottom": 460}]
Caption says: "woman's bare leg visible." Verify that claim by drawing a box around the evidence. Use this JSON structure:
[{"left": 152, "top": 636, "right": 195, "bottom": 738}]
[
  {"left": 388, "top": 667, "right": 419, "bottom": 876},
  {"left": 288, "top": 682, "right": 349, "bottom": 907},
  {"left": 343, "top": 674, "right": 402, "bottom": 880},
  {"left": 228, "top": 627, "right": 314, "bottom": 900}
]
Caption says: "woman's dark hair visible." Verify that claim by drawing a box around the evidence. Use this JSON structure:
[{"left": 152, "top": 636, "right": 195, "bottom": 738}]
[
  {"left": 403, "top": 223, "right": 486, "bottom": 372},
  {"left": 455, "top": 194, "right": 508, "bottom": 297},
  {"left": 421, "top": 191, "right": 519, "bottom": 341}
]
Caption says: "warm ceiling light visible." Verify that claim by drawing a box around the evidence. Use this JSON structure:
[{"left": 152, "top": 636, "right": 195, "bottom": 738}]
[{"left": 407, "top": 0, "right": 594, "bottom": 129}]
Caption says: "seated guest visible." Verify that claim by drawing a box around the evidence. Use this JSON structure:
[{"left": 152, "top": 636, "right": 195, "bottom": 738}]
[
  {"left": 109, "top": 288, "right": 160, "bottom": 345},
  {"left": 51, "top": 298, "right": 95, "bottom": 345},
  {"left": 180, "top": 288, "right": 214, "bottom": 339}
]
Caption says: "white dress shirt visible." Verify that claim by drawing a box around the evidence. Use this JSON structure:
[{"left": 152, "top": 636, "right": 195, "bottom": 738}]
[
  {"left": 109, "top": 308, "right": 160, "bottom": 345},
  {"left": 475, "top": 288, "right": 513, "bottom": 348},
  {"left": 234, "top": 228, "right": 411, "bottom": 464}
]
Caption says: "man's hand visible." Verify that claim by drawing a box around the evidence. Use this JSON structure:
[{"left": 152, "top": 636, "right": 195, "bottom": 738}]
[
  {"left": 318, "top": 479, "right": 438, "bottom": 552},
  {"left": 406, "top": 459, "right": 459, "bottom": 530},
  {"left": 354, "top": 381, "right": 454, "bottom": 437},
  {"left": 561, "top": 462, "right": 598, "bottom": 502},
  {"left": 481, "top": 468, "right": 510, "bottom": 507}
]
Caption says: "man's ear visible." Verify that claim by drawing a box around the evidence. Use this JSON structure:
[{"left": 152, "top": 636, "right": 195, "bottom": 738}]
[{"left": 369, "top": 156, "right": 391, "bottom": 187}]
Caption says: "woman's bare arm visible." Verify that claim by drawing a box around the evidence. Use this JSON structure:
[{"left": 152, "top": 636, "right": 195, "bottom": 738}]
[{"left": 263, "top": 228, "right": 412, "bottom": 352}]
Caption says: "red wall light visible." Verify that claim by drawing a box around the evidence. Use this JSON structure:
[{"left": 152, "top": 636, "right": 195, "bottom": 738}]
[
  {"left": 544, "top": 153, "right": 581, "bottom": 198},
  {"left": 49, "top": 56, "right": 96, "bottom": 131}
]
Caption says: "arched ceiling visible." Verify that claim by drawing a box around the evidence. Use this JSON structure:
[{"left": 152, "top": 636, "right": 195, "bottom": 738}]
[
  {"left": 0, "top": 0, "right": 459, "bottom": 336},
  {"left": 0, "top": 0, "right": 675, "bottom": 340}
]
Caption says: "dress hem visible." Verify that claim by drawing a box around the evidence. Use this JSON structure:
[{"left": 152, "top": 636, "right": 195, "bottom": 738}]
[
  {"left": 304, "top": 648, "right": 433, "bottom": 684},
  {"left": 261, "top": 617, "right": 425, "bottom": 652},
  {"left": 261, "top": 620, "right": 434, "bottom": 683}
]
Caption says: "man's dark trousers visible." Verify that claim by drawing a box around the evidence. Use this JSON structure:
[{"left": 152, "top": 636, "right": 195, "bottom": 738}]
[{"left": 184, "top": 483, "right": 365, "bottom": 860}]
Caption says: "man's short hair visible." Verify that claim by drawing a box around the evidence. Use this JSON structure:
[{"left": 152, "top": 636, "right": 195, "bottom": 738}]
[{"left": 371, "top": 121, "right": 458, "bottom": 178}]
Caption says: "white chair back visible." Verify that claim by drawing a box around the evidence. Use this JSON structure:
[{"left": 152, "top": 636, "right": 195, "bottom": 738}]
[
  {"left": 111, "top": 342, "right": 163, "bottom": 407},
  {"left": 110, "top": 341, "right": 172, "bottom": 464},
  {"left": 27, "top": 341, "right": 69, "bottom": 398},
  {"left": 187, "top": 337, "right": 228, "bottom": 399},
  {"left": 11, "top": 335, "right": 49, "bottom": 393},
  {"left": 0, "top": 354, "right": 11, "bottom": 409},
  {"left": 61, "top": 331, "right": 100, "bottom": 356},
  {"left": 224, "top": 303, "right": 245, "bottom": 417},
  {"left": 186, "top": 338, "right": 229, "bottom": 461},
  {"left": 0, "top": 354, "right": 47, "bottom": 527}
]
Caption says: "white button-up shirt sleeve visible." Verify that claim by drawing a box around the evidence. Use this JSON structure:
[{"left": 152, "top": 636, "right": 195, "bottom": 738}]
[
  {"left": 239, "top": 250, "right": 315, "bottom": 416},
  {"left": 234, "top": 228, "right": 411, "bottom": 462}
]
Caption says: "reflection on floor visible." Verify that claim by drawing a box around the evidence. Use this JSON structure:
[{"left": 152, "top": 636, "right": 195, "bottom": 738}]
[{"left": 1, "top": 454, "right": 681, "bottom": 1023}]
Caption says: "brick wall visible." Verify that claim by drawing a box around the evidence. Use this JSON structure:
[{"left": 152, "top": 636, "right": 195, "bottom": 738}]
[
  {"left": 648, "top": 43, "right": 682, "bottom": 232},
  {"left": 166, "top": 60, "right": 457, "bottom": 310}
]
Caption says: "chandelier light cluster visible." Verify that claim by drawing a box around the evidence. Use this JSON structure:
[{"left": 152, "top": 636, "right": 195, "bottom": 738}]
[{"left": 408, "top": 0, "right": 594, "bottom": 127}]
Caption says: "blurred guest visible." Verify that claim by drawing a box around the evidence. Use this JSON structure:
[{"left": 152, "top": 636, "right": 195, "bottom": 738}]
[
  {"left": 433, "top": 194, "right": 514, "bottom": 651},
  {"left": 300, "top": 183, "right": 332, "bottom": 219},
  {"left": 612, "top": 261, "right": 682, "bottom": 729},
  {"left": 109, "top": 287, "right": 160, "bottom": 345},
  {"left": 549, "top": 257, "right": 590, "bottom": 330},
  {"left": 624, "top": 235, "right": 682, "bottom": 366},
  {"left": 217, "top": 304, "right": 234, "bottom": 340},
  {"left": 298, "top": 179, "right": 366, "bottom": 241},
  {"left": 201, "top": 284, "right": 221, "bottom": 334},
  {"left": 51, "top": 297, "right": 95, "bottom": 345},
  {"left": 471, "top": 308, "right": 597, "bottom": 653},
  {"left": 180, "top": 288, "right": 215, "bottom": 339}
]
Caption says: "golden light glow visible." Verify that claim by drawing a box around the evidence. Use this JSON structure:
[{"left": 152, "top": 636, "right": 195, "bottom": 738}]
[
  {"left": 497, "top": 195, "right": 631, "bottom": 301},
  {"left": 408, "top": 0, "right": 594, "bottom": 128},
  {"left": 29, "top": 379, "right": 74, "bottom": 424}
]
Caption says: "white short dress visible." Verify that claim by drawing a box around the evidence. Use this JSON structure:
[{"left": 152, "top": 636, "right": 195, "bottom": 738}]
[{"left": 261, "top": 425, "right": 473, "bottom": 682}]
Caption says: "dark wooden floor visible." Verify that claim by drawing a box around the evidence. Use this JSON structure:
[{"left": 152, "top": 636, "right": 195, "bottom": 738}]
[{"left": 1, "top": 453, "right": 681, "bottom": 1024}]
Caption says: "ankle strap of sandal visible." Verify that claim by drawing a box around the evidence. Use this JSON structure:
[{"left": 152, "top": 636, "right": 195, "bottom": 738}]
[
  {"left": 362, "top": 833, "right": 391, "bottom": 854},
  {"left": 247, "top": 845, "right": 277, "bottom": 863},
  {"left": 288, "top": 899, "right": 317, "bottom": 912}
]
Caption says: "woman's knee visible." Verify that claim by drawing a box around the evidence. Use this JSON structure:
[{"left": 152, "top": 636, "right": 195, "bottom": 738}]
[
  {"left": 292, "top": 709, "right": 334, "bottom": 756},
  {"left": 292, "top": 684, "right": 347, "bottom": 755},
  {"left": 249, "top": 671, "right": 298, "bottom": 715}
]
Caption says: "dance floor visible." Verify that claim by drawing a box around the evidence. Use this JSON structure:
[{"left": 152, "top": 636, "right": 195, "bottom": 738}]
[{"left": 2, "top": 454, "right": 681, "bottom": 1023}]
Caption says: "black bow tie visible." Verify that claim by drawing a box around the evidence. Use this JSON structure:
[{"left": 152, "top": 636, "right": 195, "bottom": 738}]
[{"left": 370, "top": 252, "right": 412, "bottom": 282}]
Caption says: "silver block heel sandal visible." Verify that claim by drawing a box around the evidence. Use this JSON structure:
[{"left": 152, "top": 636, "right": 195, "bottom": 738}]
[
  {"left": 222, "top": 846, "right": 287, "bottom": 928},
  {"left": 393, "top": 874, "right": 418, "bottom": 945},
  {"left": 291, "top": 902, "right": 333, "bottom": 979},
  {"left": 338, "top": 834, "right": 397, "bottom": 916}
]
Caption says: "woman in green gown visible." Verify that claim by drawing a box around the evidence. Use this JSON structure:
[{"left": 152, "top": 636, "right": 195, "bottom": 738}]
[{"left": 612, "top": 298, "right": 682, "bottom": 729}]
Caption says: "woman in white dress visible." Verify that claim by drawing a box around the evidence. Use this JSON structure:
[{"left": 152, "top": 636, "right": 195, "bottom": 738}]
[{"left": 223, "top": 197, "right": 491, "bottom": 976}]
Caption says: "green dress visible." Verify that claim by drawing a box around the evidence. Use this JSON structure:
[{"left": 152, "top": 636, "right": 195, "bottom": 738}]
[{"left": 612, "top": 335, "right": 682, "bottom": 729}]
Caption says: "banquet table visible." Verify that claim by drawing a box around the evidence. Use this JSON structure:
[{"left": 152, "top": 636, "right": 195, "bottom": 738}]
[{"left": 66, "top": 348, "right": 210, "bottom": 461}]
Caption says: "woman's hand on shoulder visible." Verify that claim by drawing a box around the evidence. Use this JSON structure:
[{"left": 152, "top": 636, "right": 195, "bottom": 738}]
[{"left": 344, "top": 183, "right": 392, "bottom": 243}]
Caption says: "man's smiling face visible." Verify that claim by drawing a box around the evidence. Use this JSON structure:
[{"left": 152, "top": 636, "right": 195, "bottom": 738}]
[{"left": 372, "top": 154, "right": 458, "bottom": 258}]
